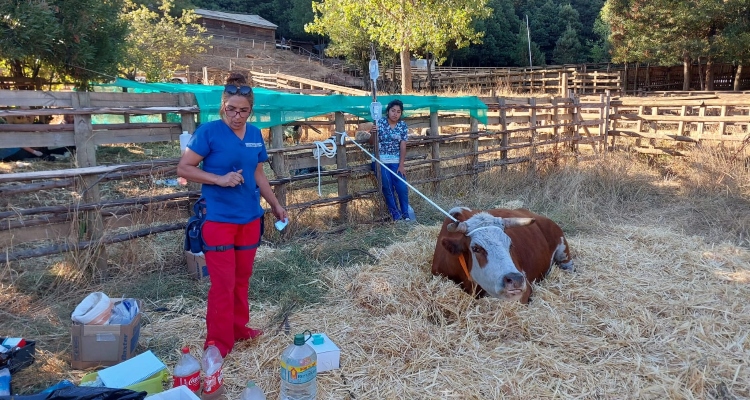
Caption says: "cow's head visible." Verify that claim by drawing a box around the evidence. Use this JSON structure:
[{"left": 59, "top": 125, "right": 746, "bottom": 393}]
[{"left": 441, "top": 208, "right": 535, "bottom": 301}]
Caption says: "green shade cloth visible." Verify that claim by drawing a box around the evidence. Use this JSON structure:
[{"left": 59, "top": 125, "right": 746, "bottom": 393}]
[{"left": 99, "top": 78, "right": 488, "bottom": 129}]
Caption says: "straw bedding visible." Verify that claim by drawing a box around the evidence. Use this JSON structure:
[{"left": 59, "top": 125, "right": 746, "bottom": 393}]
[{"left": 144, "top": 223, "right": 750, "bottom": 399}]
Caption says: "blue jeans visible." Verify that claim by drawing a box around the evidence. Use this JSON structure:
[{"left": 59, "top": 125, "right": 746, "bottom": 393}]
[{"left": 373, "top": 162, "right": 409, "bottom": 220}]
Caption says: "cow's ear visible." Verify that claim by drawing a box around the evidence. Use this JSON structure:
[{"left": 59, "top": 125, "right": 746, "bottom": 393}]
[{"left": 441, "top": 237, "right": 466, "bottom": 255}]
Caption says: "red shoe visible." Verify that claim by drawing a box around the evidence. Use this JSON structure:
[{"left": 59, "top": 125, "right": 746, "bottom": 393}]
[{"left": 237, "top": 327, "right": 264, "bottom": 341}]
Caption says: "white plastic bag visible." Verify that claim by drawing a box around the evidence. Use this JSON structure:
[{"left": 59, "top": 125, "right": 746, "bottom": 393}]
[
  {"left": 108, "top": 298, "right": 139, "bottom": 325},
  {"left": 71, "top": 292, "right": 113, "bottom": 325}
]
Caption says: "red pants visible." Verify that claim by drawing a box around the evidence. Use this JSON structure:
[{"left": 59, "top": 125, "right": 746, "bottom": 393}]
[{"left": 202, "top": 219, "right": 261, "bottom": 357}]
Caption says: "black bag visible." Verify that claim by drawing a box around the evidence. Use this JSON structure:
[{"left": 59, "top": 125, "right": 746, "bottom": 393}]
[
  {"left": 184, "top": 196, "right": 264, "bottom": 253},
  {"left": 0, "top": 387, "right": 146, "bottom": 400}
]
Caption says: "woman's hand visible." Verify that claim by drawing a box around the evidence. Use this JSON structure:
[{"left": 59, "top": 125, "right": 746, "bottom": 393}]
[
  {"left": 271, "top": 203, "right": 288, "bottom": 222},
  {"left": 397, "top": 164, "right": 406, "bottom": 176},
  {"left": 215, "top": 169, "right": 244, "bottom": 187}
]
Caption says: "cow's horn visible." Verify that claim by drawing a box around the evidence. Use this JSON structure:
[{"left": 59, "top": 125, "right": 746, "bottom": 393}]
[
  {"left": 447, "top": 221, "right": 468, "bottom": 233},
  {"left": 504, "top": 217, "right": 535, "bottom": 228}
]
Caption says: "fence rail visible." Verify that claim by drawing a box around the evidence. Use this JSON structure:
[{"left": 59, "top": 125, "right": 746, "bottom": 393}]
[{"left": 1, "top": 89, "right": 748, "bottom": 264}]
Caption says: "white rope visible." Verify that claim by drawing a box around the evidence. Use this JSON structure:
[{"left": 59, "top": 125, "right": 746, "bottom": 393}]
[
  {"left": 311, "top": 137, "right": 337, "bottom": 196},
  {"left": 336, "top": 131, "right": 458, "bottom": 222}
]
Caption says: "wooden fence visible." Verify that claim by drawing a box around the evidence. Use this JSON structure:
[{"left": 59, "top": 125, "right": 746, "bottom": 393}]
[
  {"left": 380, "top": 62, "right": 750, "bottom": 95},
  {"left": 1, "top": 90, "right": 748, "bottom": 265}
]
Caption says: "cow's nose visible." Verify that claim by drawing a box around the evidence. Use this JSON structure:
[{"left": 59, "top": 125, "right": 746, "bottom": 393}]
[{"left": 502, "top": 272, "right": 525, "bottom": 289}]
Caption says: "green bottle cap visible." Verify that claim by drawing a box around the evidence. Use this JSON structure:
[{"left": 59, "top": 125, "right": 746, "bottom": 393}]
[
  {"left": 246, "top": 381, "right": 256, "bottom": 388},
  {"left": 293, "top": 333, "right": 306, "bottom": 345}
]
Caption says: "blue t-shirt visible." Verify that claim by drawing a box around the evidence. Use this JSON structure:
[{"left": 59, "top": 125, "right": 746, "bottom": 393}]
[
  {"left": 375, "top": 117, "right": 408, "bottom": 163},
  {"left": 187, "top": 120, "right": 268, "bottom": 224}
]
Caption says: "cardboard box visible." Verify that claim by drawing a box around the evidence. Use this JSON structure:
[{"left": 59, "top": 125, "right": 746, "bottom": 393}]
[
  {"left": 70, "top": 302, "right": 142, "bottom": 370},
  {"left": 185, "top": 251, "right": 209, "bottom": 280},
  {"left": 148, "top": 385, "right": 201, "bottom": 400},
  {"left": 309, "top": 333, "right": 340, "bottom": 373}
]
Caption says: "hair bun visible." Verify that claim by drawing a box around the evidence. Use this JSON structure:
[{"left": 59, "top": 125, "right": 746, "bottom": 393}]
[{"left": 225, "top": 71, "right": 248, "bottom": 86}]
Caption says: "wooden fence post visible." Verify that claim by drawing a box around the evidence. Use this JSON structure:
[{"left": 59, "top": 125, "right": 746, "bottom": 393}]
[
  {"left": 572, "top": 96, "right": 581, "bottom": 153},
  {"left": 334, "top": 112, "right": 348, "bottom": 221},
  {"left": 499, "top": 98, "right": 508, "bottom": 172},
  {"left": 604, "top": 90, "right": 611, "bottom": 152},
  {"left": 470, "top": 117, "right": 479, "bottom": 186},
  {"left": 71, "top": 91, "right": 107, "bottom": 276},
  {"left": 179, "top": 93, "right": 199, "bottom": 192},
  {"left": 561, "top": 72, "right": 568, "bottom": 97},
  {"left": 552, "top": 97, "right": 560, "bottom": 143},
  {"left": 696, "top": 103, "right": 706, "bottom": 143},
  {"left": 649, "top": 105, "right": 659, "bottom": 147},
  {"left": 718, "top": 105, "right": 728, "bottom": 136},
  {"left": 270, "top": 121, "right": 287, "bottom": 208},
  {"left": 599, "top": 94, "right": 606, "bottom": 152},
  {"left": 529, "top": 97, "right": 537, "bottom": 171},
  {"left": 677, "top": 105, "right": 687, "bottom": 136},
  {"left": 178, "top": 92, "right": 196, "bottom": 134},
  {"left": 429, "top": 111, "right": 441, "bottom": 192}
]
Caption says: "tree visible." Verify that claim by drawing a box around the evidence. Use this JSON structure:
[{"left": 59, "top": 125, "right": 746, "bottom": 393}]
[
  {"left": 120, "top": 0, "right": 209, "bottom": 81},
  {"left": 0, "top": 0, "right": 128, "bottom": 89},
  {"left": 306, "top": 0, "right": 491, "bottom": 93},
  {"left": 0, "top": 0, "right": 60, "bottom": 81},
  {"left": 451, "top": 0, "right": 521, "bottom": 67},
  {"left": 601, "top": 0, "right": 745, "bottom": 91},
  {"left": 587, "top": 15, "right": 610, "bottom": 63},
  {"left": 530, "top": 0, "right": 560, "bottom": 61},
  {"left": 513, "top": 23, "right": 546, "bottom": 67},
  {"left": 552, "top": 24, "right": 583, "bottom": 64},
  {"left": 720, "top": 5, "right": 750, "bottom": 90}
]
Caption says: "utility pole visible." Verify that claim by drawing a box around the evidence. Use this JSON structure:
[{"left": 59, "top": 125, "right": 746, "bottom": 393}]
[{"left": 526, "top": 15, "right": 532, "bottom": 68}]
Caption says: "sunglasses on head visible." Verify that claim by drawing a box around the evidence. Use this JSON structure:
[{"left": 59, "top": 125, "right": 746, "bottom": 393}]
[{"left": 224, "top": 85, "right": 252, "bottom": 96}]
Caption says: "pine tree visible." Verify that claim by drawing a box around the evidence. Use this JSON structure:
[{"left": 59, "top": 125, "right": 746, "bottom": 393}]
[{"left": 553, "top": 24, "right": 583, "bottom": 64}]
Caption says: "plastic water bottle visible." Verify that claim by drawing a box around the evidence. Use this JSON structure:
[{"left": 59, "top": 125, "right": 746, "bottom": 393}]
[
  {"left": 179, "top": 131, "right": 191, "bottom": 154},
  {"left": 173, "top": 347, "right": 201, "bottom": 395},
  {"left": 0, "top": 368, "right": 10, "bottom": 396},
  {"left": 240, "top": 381, "right": 266, "bottom": 400},
  {"left": 407, "top": 205, "right": 416, "bottom": 221},
  {"left": 178, "top": 130, "right": 190, "bottom": 186},
  {"left": 200, "top": 342, "right": 226, "bottom": 400},
  {"left": 279, "top": 332, "right": 317, "bottom": 400}
]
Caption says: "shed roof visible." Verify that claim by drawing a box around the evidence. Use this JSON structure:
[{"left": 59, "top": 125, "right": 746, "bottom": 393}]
[{"left": 194, "top": 9, "right": 277, "bottom": 30}]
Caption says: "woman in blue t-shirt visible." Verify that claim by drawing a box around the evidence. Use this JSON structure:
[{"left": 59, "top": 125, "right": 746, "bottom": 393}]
[
  {"left": 369, "top": 99, "right": 412, "bottom": 221},
  {"left": 177, "top": 73, "right": 288, "bottom": 357}
]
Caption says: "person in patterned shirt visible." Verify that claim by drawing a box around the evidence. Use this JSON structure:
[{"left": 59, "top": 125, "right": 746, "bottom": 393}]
[{"left": 369, "top": 99, "right": 412, "bottom": 221}]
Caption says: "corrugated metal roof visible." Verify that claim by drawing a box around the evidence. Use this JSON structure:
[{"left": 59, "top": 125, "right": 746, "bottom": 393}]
[{"left": 194, "top": 9, "right": 277, "bottom": 30}]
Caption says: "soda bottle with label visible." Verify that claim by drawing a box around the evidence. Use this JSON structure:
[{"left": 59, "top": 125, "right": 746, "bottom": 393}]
[
  {"left": 173, "top": 347, "right": 201, "bottom": 395},
  {"left": 200, "top": 341, "right": 226, "bottom": 400},
  {"left": 279, "top": 331, "right": 317, "bottom": 400}
]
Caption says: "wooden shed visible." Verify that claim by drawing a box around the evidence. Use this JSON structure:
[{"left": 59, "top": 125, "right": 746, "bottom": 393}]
[{"left": 194, "top": 9, "right": 277, "bottom": 42}]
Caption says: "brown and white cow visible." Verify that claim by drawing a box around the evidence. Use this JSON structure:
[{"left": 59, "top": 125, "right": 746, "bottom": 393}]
[{"left": 431, "top": 207, "right": 574, "bottom": 303}]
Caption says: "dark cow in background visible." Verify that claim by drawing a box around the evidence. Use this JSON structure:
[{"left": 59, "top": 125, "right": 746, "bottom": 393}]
[{"left": 431, "top": 207, "right": 574, "bottom": 303}]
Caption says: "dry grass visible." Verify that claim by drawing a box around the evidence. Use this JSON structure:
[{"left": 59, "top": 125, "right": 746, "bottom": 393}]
[
  {"left": 5, "top": 146, "right": 750, "bottom": 398},
  {"left": 144, "top": 221, "right": 750, "bottom": 399}
]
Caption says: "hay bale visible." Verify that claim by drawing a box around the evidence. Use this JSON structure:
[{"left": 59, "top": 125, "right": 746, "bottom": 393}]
[{"left": 145, "top": 223, "right": 750, "bottom": 399}]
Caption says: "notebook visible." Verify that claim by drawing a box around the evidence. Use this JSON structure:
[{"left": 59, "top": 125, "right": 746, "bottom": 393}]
[{"left": 97, "top": 350, "right": 167, "bottom": 388}]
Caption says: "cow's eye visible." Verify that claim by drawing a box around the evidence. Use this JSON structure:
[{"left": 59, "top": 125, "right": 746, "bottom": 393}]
[{"left": 471, "top": 244, "right": 482, "bottom": 253}]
